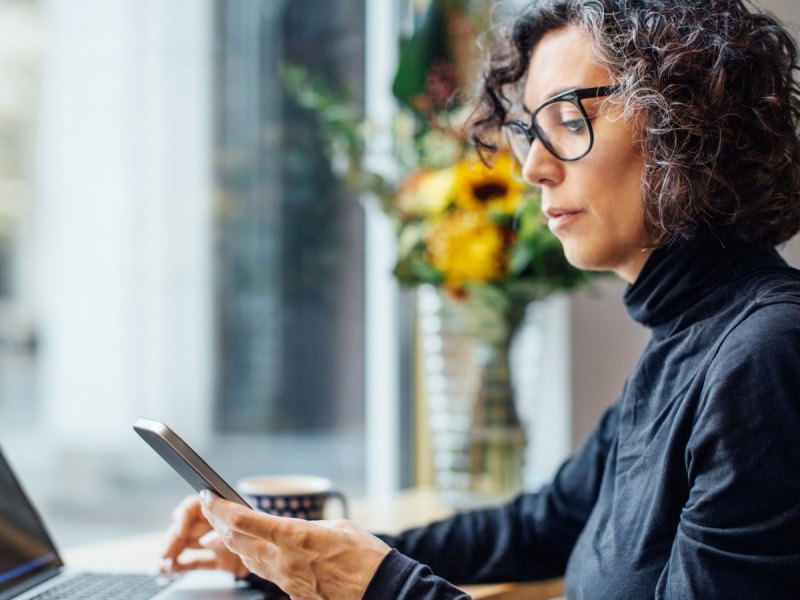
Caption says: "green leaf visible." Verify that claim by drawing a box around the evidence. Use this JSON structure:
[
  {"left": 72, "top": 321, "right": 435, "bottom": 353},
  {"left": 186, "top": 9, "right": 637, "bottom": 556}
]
[
  {"left": 392, "top": 0, "right": 451, "bottom": 109},
  {"left": 509, "top": 243, "right": 535, "bottom": 276}
]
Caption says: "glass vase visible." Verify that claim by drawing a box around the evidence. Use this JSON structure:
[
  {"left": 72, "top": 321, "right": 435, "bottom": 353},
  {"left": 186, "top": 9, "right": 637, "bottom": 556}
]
[{"left": 418, "top": 284, "right": 528, "bottom": 508}]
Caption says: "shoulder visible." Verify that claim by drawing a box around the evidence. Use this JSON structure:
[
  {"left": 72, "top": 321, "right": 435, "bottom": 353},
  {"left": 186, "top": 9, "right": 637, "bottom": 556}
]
[
  {"left": 712, "top": 247, "right": 800, "bottom": 366},
  {"left": 711, "top": 297, "right": 800, "bottom": 374},
  {"left": 696, "top": 299, "right": 800, "bottom": 433}
]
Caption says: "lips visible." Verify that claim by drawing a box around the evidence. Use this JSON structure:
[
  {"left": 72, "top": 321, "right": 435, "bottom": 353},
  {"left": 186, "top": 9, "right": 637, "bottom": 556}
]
[
  {"left": 544, "top": 206, "right": 584, "bottom": 230},
  {"left": 545, "top": 207, "right": 581, "bottom": 219}
]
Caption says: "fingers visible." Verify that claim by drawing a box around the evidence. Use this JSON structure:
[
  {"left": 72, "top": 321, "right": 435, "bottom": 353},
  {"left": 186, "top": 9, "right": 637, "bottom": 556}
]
[
  {"left": 171, "top": 494, "right": 200, "bottom": 519},
  {"left": 197, "top": 530, "right": 231, "bottom": 556},
  {"left": 166, "top": 556, "right": 219, "bottom": 573},
  {"left": 199, "top": 530, "right": 253, "bottom": 579},
  {"left": 199, "top": 492, "right": 283, "bottom": 579},
  {"left": 162, "top": 495, "right": 212, "bottom": 562},
  {"left": 200, "top": 491, "right": 289, "bottom": 544},
  {"left": 197, "top": 492, "right": 392, "bottom": 598},
  {"left": 160, "top": 494, "right": 255, "bottom": 579}
]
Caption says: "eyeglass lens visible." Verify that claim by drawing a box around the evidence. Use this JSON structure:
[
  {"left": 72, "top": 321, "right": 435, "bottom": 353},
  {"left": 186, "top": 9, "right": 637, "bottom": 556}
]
[{"left": 505, "top": 100, "right": 592, "bottom": 163}]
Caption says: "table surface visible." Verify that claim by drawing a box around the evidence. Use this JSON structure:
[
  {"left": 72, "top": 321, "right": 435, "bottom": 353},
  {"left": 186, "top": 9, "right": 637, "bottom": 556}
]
[{"left": 64, "top": 488, "right": 563, "bottom": 600}]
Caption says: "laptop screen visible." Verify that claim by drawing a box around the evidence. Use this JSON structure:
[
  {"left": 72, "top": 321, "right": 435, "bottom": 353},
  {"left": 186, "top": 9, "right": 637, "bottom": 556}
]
[{"left": 0, "top": 447, "right": 62, "bottom": 594}]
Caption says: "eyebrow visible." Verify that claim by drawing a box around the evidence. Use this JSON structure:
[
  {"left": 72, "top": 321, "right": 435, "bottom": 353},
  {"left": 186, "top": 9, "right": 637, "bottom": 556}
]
[{"left": 523, "top": 85, "right": 587, "bottom": 114}]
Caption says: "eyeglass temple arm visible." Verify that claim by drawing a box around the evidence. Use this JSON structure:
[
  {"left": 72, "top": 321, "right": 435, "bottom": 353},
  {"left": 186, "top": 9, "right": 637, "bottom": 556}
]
[{"left": 574, "top": 85, "right": 618, "bottom": 99}]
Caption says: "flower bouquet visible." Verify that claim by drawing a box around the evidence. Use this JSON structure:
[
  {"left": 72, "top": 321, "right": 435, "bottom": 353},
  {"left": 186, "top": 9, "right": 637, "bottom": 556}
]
[{"left": 285, "top": 0, "right": 591, "bottom": 504}]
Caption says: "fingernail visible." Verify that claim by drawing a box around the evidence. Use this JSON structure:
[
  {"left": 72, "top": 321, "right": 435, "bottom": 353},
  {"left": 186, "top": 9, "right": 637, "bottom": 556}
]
[
  {"left": 198, "top": 531, "right": 215, "bottom": 546},
  {"left": 199, "top": 489, "right": 210, "bottom": 504}
]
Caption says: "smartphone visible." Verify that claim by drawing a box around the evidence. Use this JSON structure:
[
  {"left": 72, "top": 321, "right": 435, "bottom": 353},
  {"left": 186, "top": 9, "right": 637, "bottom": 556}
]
[{"left": 133, "top": 418, "right": 251, "bottom": 508}]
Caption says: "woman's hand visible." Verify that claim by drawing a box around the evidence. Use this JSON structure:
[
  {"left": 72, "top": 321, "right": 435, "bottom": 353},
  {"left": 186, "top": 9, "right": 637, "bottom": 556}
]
[
  {"left": 160, "top": 495, "right": 248, "bottom": 578},
  {"left": 200, "top": 490, "right": 392, "bottom": 599}
]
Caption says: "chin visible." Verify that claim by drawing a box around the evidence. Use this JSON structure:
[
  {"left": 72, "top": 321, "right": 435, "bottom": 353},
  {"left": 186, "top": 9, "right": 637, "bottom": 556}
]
[
  {"left": 561, "top": 244, "right": 594, "bottom": 270},
  {"left": 562, "top": 244, "right": 611, "bottom": 274}
]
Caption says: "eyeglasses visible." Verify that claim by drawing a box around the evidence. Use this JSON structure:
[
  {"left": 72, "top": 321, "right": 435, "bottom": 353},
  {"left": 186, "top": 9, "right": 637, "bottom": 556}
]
[{"left": 503, "top": 86, "right": 617, "bottom": 163}]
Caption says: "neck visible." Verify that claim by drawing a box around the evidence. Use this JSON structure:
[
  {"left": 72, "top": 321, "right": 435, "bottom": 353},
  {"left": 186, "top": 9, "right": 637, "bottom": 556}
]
[{"left": 615, "top": 247, "right": 656, "bottom": 283}]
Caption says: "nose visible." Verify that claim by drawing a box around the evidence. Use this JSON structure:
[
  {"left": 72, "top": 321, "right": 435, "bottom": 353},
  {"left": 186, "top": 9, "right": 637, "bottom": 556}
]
[{"left": 521, "top": 138, "right": 562, "bottom": 187}]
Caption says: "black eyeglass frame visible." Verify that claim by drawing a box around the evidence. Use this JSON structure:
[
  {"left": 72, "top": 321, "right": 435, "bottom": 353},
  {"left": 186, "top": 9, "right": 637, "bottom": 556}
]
[{"left": 503, "top": 85, "right": 618, "bottom": 162}]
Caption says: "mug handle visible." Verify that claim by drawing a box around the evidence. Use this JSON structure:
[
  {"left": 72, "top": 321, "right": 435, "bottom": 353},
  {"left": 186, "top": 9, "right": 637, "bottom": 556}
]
[{"left": 324, "top": 490, "right": 349, "bottom": 519}]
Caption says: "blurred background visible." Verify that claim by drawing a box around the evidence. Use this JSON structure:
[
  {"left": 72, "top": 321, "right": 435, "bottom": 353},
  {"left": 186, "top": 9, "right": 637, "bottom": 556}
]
[{"left": 0, "top": 0, "right": 798, "bottom": 549}]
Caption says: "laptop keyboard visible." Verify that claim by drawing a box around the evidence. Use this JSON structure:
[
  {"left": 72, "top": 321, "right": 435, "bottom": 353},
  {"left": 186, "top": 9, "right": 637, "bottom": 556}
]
[{"left": 29, "top": 572, "right": 171, "bottom": 600}]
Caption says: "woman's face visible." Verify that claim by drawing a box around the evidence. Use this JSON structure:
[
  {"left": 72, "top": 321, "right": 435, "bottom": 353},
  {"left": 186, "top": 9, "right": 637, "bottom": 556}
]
[{"left": 520, "top": 25, "right": 656, "bottom": 282}]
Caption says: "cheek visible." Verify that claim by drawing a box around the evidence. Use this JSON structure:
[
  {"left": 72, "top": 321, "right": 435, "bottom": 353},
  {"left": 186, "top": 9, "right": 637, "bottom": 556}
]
[
  {"left": 588, "top": 115, "right": 645, "bottom": 181},
  {"left": 586, "top": 144, "right": 645, "bottom": 226},
  {"left": 615, "top": 158, "right": 648, "bottom": 236}
]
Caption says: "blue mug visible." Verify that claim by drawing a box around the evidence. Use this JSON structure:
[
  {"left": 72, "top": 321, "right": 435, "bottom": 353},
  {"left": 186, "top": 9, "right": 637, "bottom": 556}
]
[{"left": 236, "top": 475, "right": 348, "bottom": 520}]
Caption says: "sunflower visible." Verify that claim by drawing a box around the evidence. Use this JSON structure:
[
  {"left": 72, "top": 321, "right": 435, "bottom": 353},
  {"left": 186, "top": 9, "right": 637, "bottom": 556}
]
[
  {"left": 426, "top": 211, "right": 507, "bottom": 289},
  {"left": 453, "top": 152, "right": 525, "bottom": 214}
]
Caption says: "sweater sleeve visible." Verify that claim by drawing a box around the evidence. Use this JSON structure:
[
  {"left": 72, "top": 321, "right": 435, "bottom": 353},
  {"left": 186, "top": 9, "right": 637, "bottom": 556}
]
[
  {"left": 656, "top": 302, "right": 800, "bottom": 597},
  {"left": 364, "top": 402, "right": 621, "bottom": 596},
  {"left": 362, "top": 550, "right": 471, "bottom": 600}
]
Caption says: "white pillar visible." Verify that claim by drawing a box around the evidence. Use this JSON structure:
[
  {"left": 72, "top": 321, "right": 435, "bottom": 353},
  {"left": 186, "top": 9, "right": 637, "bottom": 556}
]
[
  {"left": 515, "top": 295, "right": 573, "bottom": 490},
  {"left": 35, "top": 0, "right": 213, "bottom": 449},
  {"left": 364, "top": 0, "right": 402, "bottom": 500}
]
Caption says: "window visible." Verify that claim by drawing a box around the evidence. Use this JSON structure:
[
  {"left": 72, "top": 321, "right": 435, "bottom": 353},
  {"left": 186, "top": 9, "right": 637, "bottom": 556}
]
[{"left": 0, "top": 0, "right": 372, "bottom": 546}]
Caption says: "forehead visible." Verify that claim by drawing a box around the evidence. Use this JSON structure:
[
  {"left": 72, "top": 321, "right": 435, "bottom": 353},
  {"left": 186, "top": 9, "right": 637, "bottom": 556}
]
[{"left": 524, "top": 24, "right": 611, "bottom": 108}]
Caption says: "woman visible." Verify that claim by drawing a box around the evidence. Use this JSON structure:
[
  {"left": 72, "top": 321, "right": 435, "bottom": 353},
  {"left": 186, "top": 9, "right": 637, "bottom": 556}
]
[{"left": 161, "top": 1, "right": 800, "bottom": 597}]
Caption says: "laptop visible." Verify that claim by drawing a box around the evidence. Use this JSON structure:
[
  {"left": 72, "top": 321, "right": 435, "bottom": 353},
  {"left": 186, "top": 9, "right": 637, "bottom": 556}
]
[{"left": 0, "top": 445, "right": 267, "bottom": 600}]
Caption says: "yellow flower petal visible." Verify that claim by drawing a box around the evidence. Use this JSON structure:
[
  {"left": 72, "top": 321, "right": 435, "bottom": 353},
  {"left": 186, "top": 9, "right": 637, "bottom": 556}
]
[
  {"left": 426, "top": 212, "right": 506, "bottom": 287},
  {"left": 396, "top": 167, "right": 456, "bottom": 216},
  {"left": 454, "top": 152, "right": 524, "bottom": 214}
]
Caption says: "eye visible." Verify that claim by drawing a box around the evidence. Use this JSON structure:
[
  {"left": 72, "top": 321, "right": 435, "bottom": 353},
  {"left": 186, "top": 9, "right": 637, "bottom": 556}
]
[
  {"left": 561, "top": 118, "right": 587, "bottom": 133},
  {"left": 557, "top": 110, "right": 587, "bottom": 133}
]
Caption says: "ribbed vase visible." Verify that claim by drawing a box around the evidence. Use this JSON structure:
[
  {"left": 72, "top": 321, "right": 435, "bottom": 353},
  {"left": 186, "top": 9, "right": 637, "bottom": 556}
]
[{"left": 418, "top": 285, "right": 527, "bottom": 508}]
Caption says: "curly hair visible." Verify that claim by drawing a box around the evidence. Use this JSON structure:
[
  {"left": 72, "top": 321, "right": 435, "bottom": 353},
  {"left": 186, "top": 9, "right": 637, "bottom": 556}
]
[{"left": 470, "top": 0, "right": 800, "bottom": 246}]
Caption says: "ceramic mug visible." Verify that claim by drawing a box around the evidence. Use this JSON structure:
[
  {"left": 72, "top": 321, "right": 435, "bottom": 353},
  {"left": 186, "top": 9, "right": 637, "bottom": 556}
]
[{"left": 236, "top": 475, "right": 348, "bottom": 520}]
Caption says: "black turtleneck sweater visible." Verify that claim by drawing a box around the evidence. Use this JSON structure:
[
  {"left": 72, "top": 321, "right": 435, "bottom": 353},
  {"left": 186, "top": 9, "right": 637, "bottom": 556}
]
[{"left": 363, "top": 238, "right": 800, "bottom": 599}]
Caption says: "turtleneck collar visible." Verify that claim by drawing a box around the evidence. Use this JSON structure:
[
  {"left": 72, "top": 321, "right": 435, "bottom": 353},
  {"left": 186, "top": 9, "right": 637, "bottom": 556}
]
[{"left": 623, "top": 236, "right": 780, "bottom": 330}]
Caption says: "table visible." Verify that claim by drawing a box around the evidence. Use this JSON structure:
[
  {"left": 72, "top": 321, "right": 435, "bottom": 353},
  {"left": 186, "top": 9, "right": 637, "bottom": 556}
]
[{"left": 64, "top": 488, "right": 563, "bottom": 599}]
